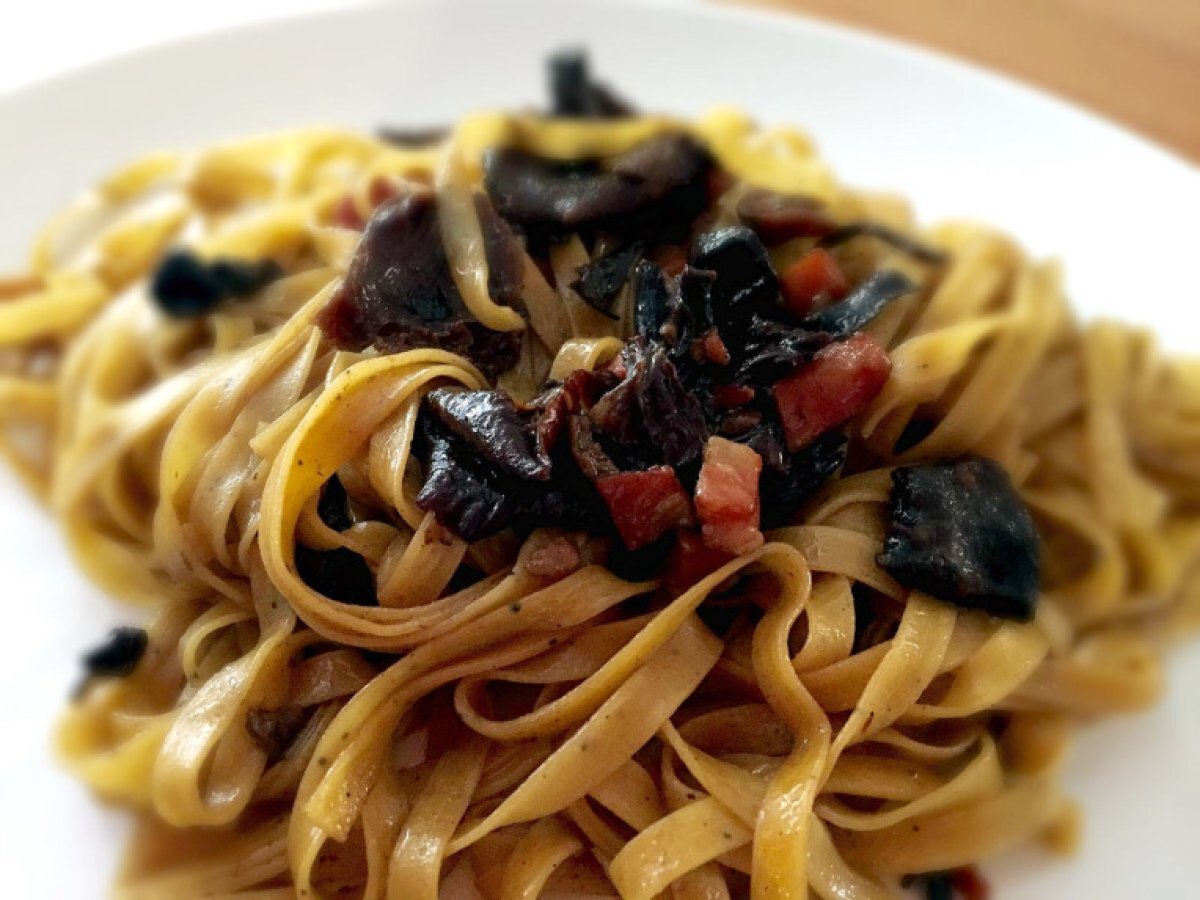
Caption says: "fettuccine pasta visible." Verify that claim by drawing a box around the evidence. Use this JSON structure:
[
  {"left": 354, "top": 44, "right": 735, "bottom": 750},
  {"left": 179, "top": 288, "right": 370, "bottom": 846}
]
[{"left": 2, "top": 54, "right": 1198, "bottom": 900}]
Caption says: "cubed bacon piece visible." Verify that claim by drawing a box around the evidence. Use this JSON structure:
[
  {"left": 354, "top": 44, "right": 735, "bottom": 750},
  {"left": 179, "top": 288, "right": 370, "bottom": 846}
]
[
  {"left": 665, "top": 529, "right": 735, "bottom": 595},
  {"left": 700, "top": 330, "right": 731, "bottom": 366},
  {"left": 775, "top": 333, "right": 891, "bottom": 452},
  {"left": 780, "top": 247, "right": 849, "bottom": 318},
  {"left": 695, "top": 436, "right": 764, "bottom": 555},
  {"left": 519, "top": 532, "right": 584, "bottom": 581},
  {"left": 712, "top": 384, "right": 755, "bottom": 410},
  {"left": 596, "top": 466, "right": 694, "bottom": 550}
]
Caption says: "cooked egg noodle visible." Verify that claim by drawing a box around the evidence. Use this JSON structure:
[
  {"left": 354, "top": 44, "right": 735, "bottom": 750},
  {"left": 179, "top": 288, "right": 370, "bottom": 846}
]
[{"left": 0, "top": 114, "right": 1195, "bottom": 899}]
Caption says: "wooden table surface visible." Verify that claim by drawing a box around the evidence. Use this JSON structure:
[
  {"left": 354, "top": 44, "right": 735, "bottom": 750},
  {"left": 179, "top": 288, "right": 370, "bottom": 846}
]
[{"left": 738, "top": 0, "right": 1200, "bottom": 162}]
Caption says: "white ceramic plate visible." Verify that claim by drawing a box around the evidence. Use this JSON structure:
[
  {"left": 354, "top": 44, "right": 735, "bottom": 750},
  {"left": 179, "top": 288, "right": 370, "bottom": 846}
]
[{"left": 0, "top": 1, "right": 1196, "bottom": 896}]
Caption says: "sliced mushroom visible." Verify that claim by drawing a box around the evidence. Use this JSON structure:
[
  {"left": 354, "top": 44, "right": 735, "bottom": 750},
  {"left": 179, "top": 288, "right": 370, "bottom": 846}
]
[
  {"left": 482, "top": 133, "right": 712, "bottom": 239},
  {"left": 318, "top": 188, "right": 522, "bottom": 379}
]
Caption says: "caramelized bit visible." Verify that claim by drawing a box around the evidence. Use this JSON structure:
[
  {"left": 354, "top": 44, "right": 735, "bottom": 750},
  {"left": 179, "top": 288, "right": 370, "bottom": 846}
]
[
  {"left": 482, "top": 134, "right": 712, "bottom": 239},
  {"left": 699, "top": 330, "right": 731, "bottom": 366},
  {"left": 318, "top": 189, "right": 521, "bottom": 379},
  {"left": 596, "top": 467, "right": 694, "bottom": 550},
  {"left": 528, "top": 367, "right": 617, "bottom": 464},
  {"left": 588, "top": 367, "right": 642, "bottom": 446},
  {"left": 290, "top": 650, "right": 378, "bottom": 706},
  {"left": 712, "top": 384, "right": 755, "bottom": 409},
  {"left": 878, "top": 457, "right": 1041, "bottom": 621},
  {"left": 774, "top": 333, "right": 892, "bottom": 451}
]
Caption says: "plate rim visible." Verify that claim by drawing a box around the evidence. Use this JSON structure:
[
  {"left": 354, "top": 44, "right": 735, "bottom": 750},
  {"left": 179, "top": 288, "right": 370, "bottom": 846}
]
[{"left": 0, "top": 0, "right": 1195, "bottom": 182}]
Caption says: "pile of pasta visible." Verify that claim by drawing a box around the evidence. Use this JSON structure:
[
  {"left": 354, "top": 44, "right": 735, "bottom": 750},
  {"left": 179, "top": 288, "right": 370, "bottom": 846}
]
[{"left": 1, "top": 110, "right": 1198, "bottom": 899}]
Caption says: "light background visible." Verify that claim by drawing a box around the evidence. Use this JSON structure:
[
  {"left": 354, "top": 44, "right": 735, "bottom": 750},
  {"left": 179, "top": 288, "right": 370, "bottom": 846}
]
[
  {"left": 0, "top": 0, "right": 345, "bottom": 94},
  {"left": 5, "top": 0, "right": 1199, "bottom": 160}
]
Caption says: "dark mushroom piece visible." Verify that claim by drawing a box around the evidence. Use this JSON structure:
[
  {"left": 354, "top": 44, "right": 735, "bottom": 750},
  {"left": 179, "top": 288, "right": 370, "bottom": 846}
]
[
  {"left": 151, "top": 250, "right": 282, "bottom": 318},
  {"left": 741, "top": 428, "right": 847, "bottom": 529},
  {"left": 690, "top": 226, "right": 780, "bottom": 333},
  {"left": 736, "top": 188, "right": 839, "bottom": 243},
  {"left": 548, "top": 48, "right": 635, "bottom": 118},
  {"left": 74, "top": 627, "right": 149, "bottom": 699},
  {"left": 734, "top": 315, "right": 830, "bottom": 382},
  {"left": 637, "top": 343, "right": 709, "bottom": 468},
  {"left": 317, "top": 188, "right": 522, "bottom": 380},
  {"left": 632, "top": 260, "right": 671, "bottom": 340},
  {"left": 572, "top": 243, "right": 642, "bottom": 318},
  {"left": 317, "top": 475, "right": 353, "bottom": 532},
  {"left": 800, "top": 269, "right": 917, "bottom": 340},
  {"left": 426, "top": 388, "right": 551, "bottom": 481},
  {"left": 482, "top": 133, "right": 713, "bottom": 240},
  {"left": 568, "top": 414, "right": 621, "bottom": 481},
  {"left": 415, "top": 424, "right": 518, "bottom": 542},
  {"left": 589, "top": 338, "right": 708, "bottom": 469},
  {"left": 474, "top": 193, "right": 526, "bottom": 306},
  {"left": 734, "top": 268, "right": 915, "bottom": 381},
  {"left": 295, "top": 544, "right": 378, "bottom": 606},
  {"left": 660, "top": 266, "right": 717, "bottom": 379},
  {"left": 81, "top": 627, "right": 148, "bottom": 679},
  {"left": 878, "top": 456, "right": 1041, "bottom": 621}
]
